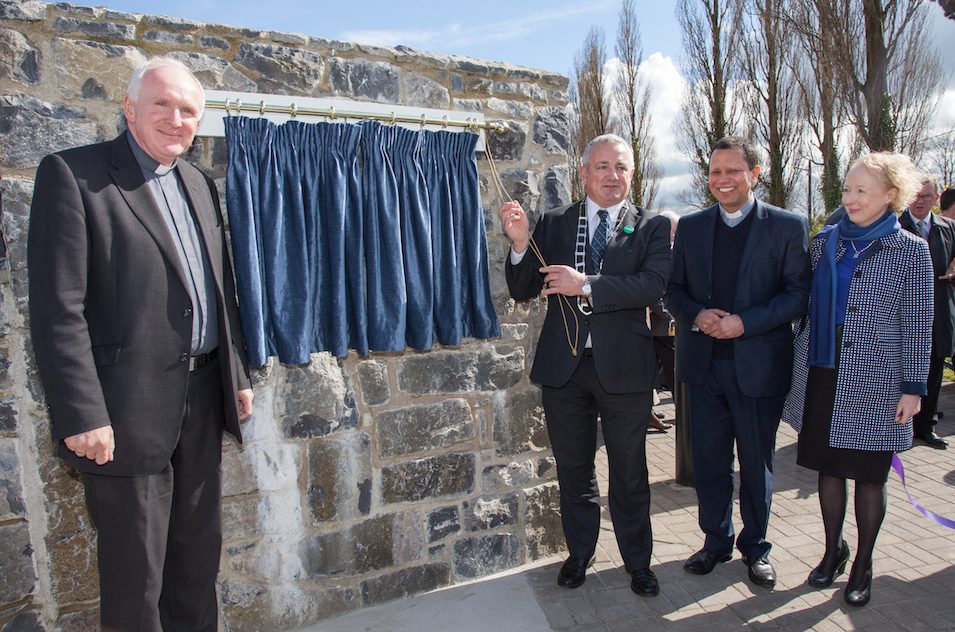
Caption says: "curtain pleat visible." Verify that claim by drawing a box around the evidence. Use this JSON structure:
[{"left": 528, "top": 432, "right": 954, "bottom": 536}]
[{"left": 225, "top": 115, "right": 499, "bottom": 364}]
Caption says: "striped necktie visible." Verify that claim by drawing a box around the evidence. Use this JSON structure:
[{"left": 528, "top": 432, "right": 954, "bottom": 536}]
[
  {"left": 918, "top": 219, "right": 930, "bottom": 239},
  {"left": 591, "top": 209, "right": 609, "bottom": 273}
]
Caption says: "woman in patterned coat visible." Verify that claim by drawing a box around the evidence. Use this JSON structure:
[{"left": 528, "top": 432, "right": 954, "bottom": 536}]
[{"left": 782, "top": 152, "right": 932, "bottom": 607}]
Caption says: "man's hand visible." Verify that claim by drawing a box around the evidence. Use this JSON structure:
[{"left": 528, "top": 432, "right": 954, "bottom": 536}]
[
  {"left": 693, "top": 308, "right": 730, "bottom": 335},
  {"left": 709, "top": 314, "right": 745, "bottom": 339},
  {"left": 498, "top": 201, "right": 530, "bottom": 254},
  {"left": 237, "top": 389, "right": 254, "bottom": 421},
  {"left": 64, "top": 426, "right": 115, "bottom": 465},
  {"left": 896, "top": 394, "right": 921, "bottom": 424},
  {"left": 540, "top": 265, "right": 586, "bottom": 297},
  {"left": 940, "top": 256, "right": 955, "bottom": 280}
]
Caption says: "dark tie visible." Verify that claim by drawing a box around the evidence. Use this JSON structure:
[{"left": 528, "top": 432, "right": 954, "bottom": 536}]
[
  {"left": 919, "top": 219, "right": 930, "bottom": 239},
  {"left": 591, "top": 209, "right": 609, "bottom": 273}
]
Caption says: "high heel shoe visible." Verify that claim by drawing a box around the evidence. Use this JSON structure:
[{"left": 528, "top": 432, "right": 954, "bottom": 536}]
[
  {"left": 844, "top": 563, "right": 873, "bottom": 607},
  {"left": 807, "top": 540, "right": 850, "bottom": 588}
]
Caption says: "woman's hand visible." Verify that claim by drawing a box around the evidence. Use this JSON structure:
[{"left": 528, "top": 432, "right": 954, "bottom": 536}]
[{"left": 895, "top": 394, "right": 922, "bottom": 424}]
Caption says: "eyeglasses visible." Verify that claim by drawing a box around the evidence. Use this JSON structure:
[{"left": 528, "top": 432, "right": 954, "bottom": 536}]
[{"left": 914, "top": 194, "right": 937, "bottom": 201}]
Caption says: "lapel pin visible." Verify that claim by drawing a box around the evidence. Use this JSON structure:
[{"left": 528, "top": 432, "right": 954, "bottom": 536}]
[{"left": 623, "top": 225, "right": 634, "bottom": 234}]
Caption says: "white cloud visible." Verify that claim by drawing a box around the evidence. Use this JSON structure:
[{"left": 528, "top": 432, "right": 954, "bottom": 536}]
[{"left": 340, "top": 2, "right": 617, "bottom": 51}]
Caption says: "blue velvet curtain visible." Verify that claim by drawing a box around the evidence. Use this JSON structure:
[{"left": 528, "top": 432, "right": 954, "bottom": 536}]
[{"left": 225, "top": 116, "right": 499, "bottom": 365}]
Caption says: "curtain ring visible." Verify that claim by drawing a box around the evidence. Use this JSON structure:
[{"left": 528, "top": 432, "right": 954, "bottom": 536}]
[
  {"left": 329, "top": 106, "right": 336, "bottom": 120},
  {"left": 289, "top": 103, "right": 298, "bottom": 118},
  {"left": 259, "top": 100, "right": 266, "bottom": 116},
  {"left": 224, "top": 98, "right": 233, "bottom": 116},
  {"left": 441, "top": 115, "right": 449, "bottom": 129},
  {"left": 389, "top": 112, "right": 396, "bottom": 125},
  {"left": 420, "top": 113, "right": 427, "bottom": 128},
  {"left": 234, "top": 99, "right": 243, "bottom": 116}
]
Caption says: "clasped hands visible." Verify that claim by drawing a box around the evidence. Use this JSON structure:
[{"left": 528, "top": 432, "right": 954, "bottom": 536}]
[{"left": 694, "top": 308, "right": 744, "bottom": 339}]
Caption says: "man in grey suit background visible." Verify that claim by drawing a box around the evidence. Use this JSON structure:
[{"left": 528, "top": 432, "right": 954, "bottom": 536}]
[
  {"left": 28, "top": 57, "right": 253, "bottom": 631},
  {"left": 499, "top": 134, "right": 671, "bottom": 598}
]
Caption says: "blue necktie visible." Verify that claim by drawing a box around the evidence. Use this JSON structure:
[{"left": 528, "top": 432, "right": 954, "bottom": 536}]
[{"left": 591, "top": 209, "right": 609, "bottom": 273}]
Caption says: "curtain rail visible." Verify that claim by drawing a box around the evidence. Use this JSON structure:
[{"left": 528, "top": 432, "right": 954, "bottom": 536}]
[{"left": 206, "top": 99, "right": 506, "bottom": 132}]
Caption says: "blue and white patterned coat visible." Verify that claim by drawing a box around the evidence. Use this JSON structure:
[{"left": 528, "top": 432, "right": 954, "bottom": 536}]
[{"left": 781, "top": 228, "right": 932, "bottom": 452}]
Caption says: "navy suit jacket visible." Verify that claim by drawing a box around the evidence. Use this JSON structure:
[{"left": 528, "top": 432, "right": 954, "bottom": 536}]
[
  {"left": 665, "top": 200, "right": 810, "bottom": 398},
  {"left": 900, "top": 210, "right": 955, "bottom": 357},
  {"left": 506, "top": 200, "right": 672, "bottom": 394}
]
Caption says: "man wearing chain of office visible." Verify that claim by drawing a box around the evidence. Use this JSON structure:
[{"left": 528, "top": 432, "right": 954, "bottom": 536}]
[{"left": 498, "top": 133, "right": 671, "bottom": 598}]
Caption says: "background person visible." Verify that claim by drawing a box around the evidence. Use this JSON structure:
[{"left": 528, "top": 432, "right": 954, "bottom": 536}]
[{"left": 782, "top": 152, "right": 932, "bottom": 607}]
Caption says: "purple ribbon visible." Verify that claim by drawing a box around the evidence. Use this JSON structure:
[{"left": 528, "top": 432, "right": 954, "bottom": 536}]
[{"left": 891, "top": 453, "right": 955, "bottom": 529}]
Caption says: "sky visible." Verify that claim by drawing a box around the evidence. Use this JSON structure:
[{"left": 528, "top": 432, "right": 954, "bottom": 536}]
[{"left": 90, "top": 1, "right": 955, "bottom": 209}]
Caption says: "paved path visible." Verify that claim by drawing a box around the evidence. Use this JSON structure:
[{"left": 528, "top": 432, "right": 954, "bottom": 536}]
[{"left": 300, "top": 383, "right": 955, "bottom": 631}]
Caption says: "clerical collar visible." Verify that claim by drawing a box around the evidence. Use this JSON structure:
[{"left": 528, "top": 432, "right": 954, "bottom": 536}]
[
  {"left": 719, "top": 196, "right": 755, "bottom": 224},
  {"left": 126, "top": 130, "right": 178, "bottom": 176}
]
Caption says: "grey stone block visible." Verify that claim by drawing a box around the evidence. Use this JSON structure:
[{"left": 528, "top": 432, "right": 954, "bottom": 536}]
[
  {"left": 2, "top": 609, "right": 44, "bottom": 631},
  {"left": 0, "top": 95, "right": 98, "bottom": 169},
  {"left": 142, "top": 31, "right": 193, "bottom": 45},
  {"left": 360, "top": 563, "right": 451, "bottom": 606},
  {"left": 0, "top": 29, "right": 39, "bottom": 84},
  {"left": 199, "top": 36, "right": 231, "bottom": 50},
  {"left": 381, "top": 453, "right": 474, "bottom": 503},
  {"left": 356, "top": 359, "right": 389, "bottom": 405},
  {"left": 396, "top": 346, "right": 523, "bottom": 395},
  {"left": 452, "top": 98, "right": 482, "bottom": 113},
  {"left": 452, "top": 532, "right": 521, "bottom": 579},
  {"left": 300, "top": 514, "right": 394, "bottom": 577},
  {"left": 497, "top": 168, "right": 540, "bottom": 214},
  {"left": 328, "top": 57, "right": 400, "bottom": 104},
  {"left": 219, "top": 579, "right": 356, "bottom": 631},
  {"left": 463, "top": 493, "right": 518, "bottom": 531},
  {"left": 375, "top": 399, "right": 473, "bottom": 458},
  {"left": 168, "top": 52, "right": 257, "bottom": 92},
  {"left": 234, "top": 43, "right": 325, "bottom": 96},
  {"left": 267, "top": 31, "right": 308, "bottom": 46},
  {"left": 0, "top": 439, "right": 25, "bottom": 519},
  {"left": 51, "top": 39, "right": 148, "bottom": 103},
  {"left": 486, "top": 120, "right": 526, "bottom": 162},
  {"left": 401, "top": 74, "right": 450, "bottom": 109},
  {"left": 53, "top": 17, "right": 135, "bottom": 40},
  {"left": 493, "top": 387, "right": 548, "bottom": 457},
  {"left": 0, "top": 1, "right": 45, "bottom": 21},
  {"left": 426, "top": 505, "right": 459, "bottom": 542},
  {"left": 0, "top": 398, "right": 16, "bottom": 432},
  {"left": 307, "top": 432, "right": 371, "bottom": 522},
  {"left": 481, "top": 456, "right": 556, "bottom": 493},
  {"left": 142, "top": 14, "right": 201, "bottom": 31},
  {"left": 282, "top": 355, "right": 358, "bottom": 439},
  {"left": 0, "top": 521, "right": 36, "bottom": 603},
  {"left": 525, "top": 482, "right": 563, "bottom": 559},
  {"left": 540, "top": 164, "right": 573, "bottom": 211},
  {"left": 485, "top": 97, "right": 532, "bottom": 120},
  {"left": 534, "top": 106, "right": 573, "bottom": 154}
]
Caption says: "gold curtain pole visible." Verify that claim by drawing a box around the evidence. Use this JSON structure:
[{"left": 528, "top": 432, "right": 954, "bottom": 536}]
[{"left": 205, "top": 98, "right": 506, "bottom": 132}]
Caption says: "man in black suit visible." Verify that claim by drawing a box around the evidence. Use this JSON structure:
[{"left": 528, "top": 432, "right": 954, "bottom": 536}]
[
  {"left": 666, "top": 136, "right": 810, "bottom": 588},
  {"left": 901, "top": 175, "right": 954, "bottom": 449},
  {"left": 499, "top": 134, "right": 671, "bottom": 597},
  {"left": 28, "top": 57, "right": 253, "bottom": 631}
]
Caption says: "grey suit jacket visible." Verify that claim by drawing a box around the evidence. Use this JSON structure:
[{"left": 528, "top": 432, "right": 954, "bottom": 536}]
[
  {"left": 900, "top": 210, "right": 955, "bottom": 357},
  {"left": 28, "top": 133, "right": 251, "bottom": 475}
]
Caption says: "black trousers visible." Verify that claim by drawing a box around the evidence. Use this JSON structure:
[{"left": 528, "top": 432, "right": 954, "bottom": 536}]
[
  {"left": 542, "top": 352, "right": 653, "bottom": 571},
  {"left": 913, "top": 354, "right": 943, "bottom": 435},
  {"left": 83, "top": 359, "right": 225, "bottom": 632},
  {"left": 653, "top": 335, "right": 675, "bottom": 393}
]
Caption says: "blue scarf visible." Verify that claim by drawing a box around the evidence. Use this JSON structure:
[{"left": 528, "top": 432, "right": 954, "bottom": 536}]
[{"left": 808, "top": 210, "right": 900, "bottom": 368}]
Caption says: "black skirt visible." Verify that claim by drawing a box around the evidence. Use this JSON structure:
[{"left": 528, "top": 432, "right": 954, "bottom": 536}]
[{"left": 796, "top": 332, "right": 893, "bottom": 484}]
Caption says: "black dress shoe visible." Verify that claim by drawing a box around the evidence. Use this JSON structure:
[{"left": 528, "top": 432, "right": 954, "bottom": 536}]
[
  {"left": 742, "top": 555, "right": 776, "bottom": 587},
  {"left": 557, "top": 555, "right": 595, "bottom": 588},
  {"left": 916, "top": 431, "right": 948, "bottom": 449},
  {"left": 648, "top": 412, "right": 673, "bottom": 432},
  {"left": 844, "top": 564, "right": 872, "bottom": 607},
  {"left": 684, "top": 548, "right": 732, "bottom": 575},
  {"left": 808, "top": 540, "right": 850, "bottom": 588},
  {"left": 630, "top": 568, "right": 659, "bottom": 597}
]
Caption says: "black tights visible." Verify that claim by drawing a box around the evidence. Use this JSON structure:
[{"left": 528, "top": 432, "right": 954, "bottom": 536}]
[{"left": 817, "top": 473, "right": 886, "bottom": 577}]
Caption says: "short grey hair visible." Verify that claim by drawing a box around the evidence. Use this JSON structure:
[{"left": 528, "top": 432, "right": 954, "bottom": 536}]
[
  {"left": 920, "top": 172, "right": 940, "bottom": 194},
  {"left": 127, "top": 56, "right": 204, "bottom": 116},
  {"left": 581, "top": 133, "right": 633, "bottom": 168}
]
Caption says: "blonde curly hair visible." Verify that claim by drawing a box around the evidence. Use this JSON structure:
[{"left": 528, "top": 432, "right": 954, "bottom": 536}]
[{"left": 848, "top": 152, "right": 922, "bottom": 212}]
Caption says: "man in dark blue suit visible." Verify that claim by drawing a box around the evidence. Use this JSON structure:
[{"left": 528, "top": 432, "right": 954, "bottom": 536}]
[{"left": 666, "top": 136, "right": 810, "bottom": 588}]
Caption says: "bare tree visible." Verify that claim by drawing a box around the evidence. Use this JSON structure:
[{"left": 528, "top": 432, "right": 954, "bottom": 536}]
[
  {"left": 820, "top": 0, "right": 944, "bottom": 154},
  {"left": 677, "top": 0, "right": 745, "bottom": 208},
  {"left": 930, "top": 128, "right": 955, "bottom": 186},
  {"left": 569, "top": 26, "right": 612, "bottom": 199},
  {"left": 614, "top": 0, "right": 661, "bottom": 209},
  {"left": 788, "top": 0, "right": 848, "bottom": 216},
  {"left": 738, "top": 0, "right": 802, "bottom": 208}
]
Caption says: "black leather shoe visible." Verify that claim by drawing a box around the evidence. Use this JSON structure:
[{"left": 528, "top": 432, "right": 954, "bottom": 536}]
[
  {"left": 630, "top": 568, "right": 660, "bottom": 597},
  {"left": 684, "top": 548, "right": 732, "bottom": 575},
  {"left": 557, "top": 555, "right": 595, "bottom": 588},
  {"left": 808, "top": 540, "right": 850, "bottom": 588},
  {"left": 844, "top": 564, "right": 872, "bottom": 607},
  {"left": 742, "top": 555, "right": 776, "bottom": 587},
  {"left": 916, "top": 431, "right": 948, "bottom": 449},
  {"left": 648, "top": 411, "right": 673, "bottom": 432}
]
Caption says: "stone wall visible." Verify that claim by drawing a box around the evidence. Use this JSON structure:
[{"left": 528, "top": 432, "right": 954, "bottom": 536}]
[{"left": 0, "top": 1, "right": 574, "bottom": 630}]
